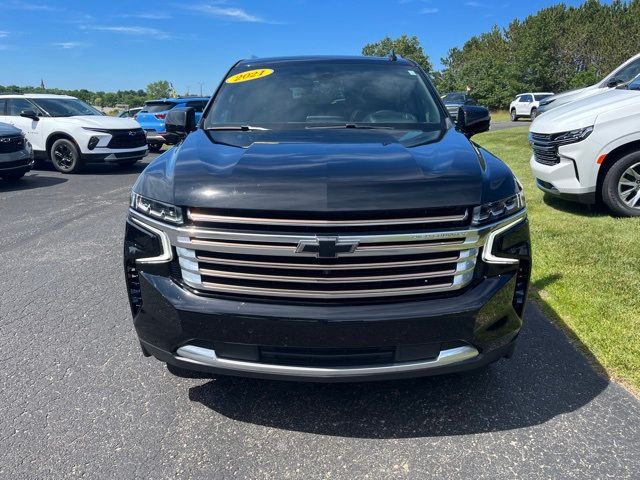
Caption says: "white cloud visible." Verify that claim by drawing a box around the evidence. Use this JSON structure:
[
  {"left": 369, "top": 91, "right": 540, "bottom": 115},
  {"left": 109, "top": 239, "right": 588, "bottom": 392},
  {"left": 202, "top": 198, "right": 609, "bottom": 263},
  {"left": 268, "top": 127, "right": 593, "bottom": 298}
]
[
  {"left": 465, "top": 1, "right": 483, "bottom": 6},
  {"left": 51, "top": 41, "right": 88, "bottom": 49},
  {"left": 82, "top": 25, "right": 168, "bottom": 38},
  {"left": 420, "top": 7, "right": 439, "bottom": 14},
  {"left": 6, "top": 1, "right": 59, "bottom": 11},
  {"left": 187, "top": 4, "right": 266, "bottom": 23},
  {"left": 118, "top": 13, "right": 172, "bottom": 20},
  {"left": 0, "top": 31, "right": 8, "bottom": 38}
]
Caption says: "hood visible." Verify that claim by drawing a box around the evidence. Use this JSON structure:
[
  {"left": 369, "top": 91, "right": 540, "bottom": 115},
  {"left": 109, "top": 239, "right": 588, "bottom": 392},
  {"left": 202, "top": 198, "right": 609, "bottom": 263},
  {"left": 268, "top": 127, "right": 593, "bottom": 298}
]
[
  {"left": 0, "top": 122, "right": 22, "bottom": 136},
  {"left": 134, "top": 127, "right": 518, "bottom": 212},
  {"left": 59, "top": 115, "right": 140, "bottom": 129},
  {"left": 531, "top": 89, "right": 640, "bottom": 134},
  {"left": 540, "top": 84, "right": 600, "bottom": 110}
]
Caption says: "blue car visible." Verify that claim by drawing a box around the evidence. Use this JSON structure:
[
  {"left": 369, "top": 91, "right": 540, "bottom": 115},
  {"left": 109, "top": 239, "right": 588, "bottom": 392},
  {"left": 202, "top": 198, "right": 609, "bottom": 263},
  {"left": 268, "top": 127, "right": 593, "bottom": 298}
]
[{"left": 136, "top": 97, "right": 209, "bottom": 152}]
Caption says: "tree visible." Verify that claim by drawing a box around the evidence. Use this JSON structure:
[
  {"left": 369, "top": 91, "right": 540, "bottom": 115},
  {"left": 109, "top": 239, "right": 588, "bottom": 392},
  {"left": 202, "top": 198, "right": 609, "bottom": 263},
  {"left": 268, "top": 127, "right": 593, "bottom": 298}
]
[
  {"left": 146, "top": 80, "right": 172, "bottom": 99},
  {"left": 362, "top": 34, "right": 433, "bottom": 74}
]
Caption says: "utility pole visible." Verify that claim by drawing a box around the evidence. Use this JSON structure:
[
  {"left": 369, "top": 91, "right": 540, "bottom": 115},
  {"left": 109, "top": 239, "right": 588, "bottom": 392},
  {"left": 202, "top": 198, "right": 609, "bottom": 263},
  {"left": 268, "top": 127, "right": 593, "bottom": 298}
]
[{"left": 198, "top": 82, "right": 204, "bottom": 96}]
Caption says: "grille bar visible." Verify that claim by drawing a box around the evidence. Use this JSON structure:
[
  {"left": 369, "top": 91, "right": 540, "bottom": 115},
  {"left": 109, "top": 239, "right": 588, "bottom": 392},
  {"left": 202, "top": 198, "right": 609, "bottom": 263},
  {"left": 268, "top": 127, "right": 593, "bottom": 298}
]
[
  {"left": 187, "top": 238, "right": 473, "bottom": 257},
  {"left": 194, "top": 251, "right": 466, "bottom": 270},
  {"left": 193, "top": 264, "right": 472, "bottom": 283},
  {"left": 188, "top": 209, "right": 468, "bottom": 226},
  {"left": 197, "top": 279, "right": 464, "bottom": 299}
]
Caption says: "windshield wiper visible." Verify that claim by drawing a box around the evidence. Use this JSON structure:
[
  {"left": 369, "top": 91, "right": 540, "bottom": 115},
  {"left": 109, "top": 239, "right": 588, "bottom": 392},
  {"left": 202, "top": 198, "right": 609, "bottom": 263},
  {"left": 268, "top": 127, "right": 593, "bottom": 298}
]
[
  {"left": 306, "top": 124, "right": 395, "bottom": 130},
  {"left": 206, "top": 125, "right": 268, "bottom": 131}
]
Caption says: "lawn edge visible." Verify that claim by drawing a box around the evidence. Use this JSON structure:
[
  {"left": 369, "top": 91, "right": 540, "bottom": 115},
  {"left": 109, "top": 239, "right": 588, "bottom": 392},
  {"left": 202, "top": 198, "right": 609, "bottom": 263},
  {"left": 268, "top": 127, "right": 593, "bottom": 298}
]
[{"left": 529, "top": 289, "right": 640, "bottom": 398}]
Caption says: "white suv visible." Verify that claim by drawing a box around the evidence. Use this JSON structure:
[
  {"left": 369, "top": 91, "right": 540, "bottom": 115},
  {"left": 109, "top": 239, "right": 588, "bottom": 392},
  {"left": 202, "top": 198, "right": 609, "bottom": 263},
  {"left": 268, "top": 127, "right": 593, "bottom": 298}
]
[
  {"left": 538, "top": 53, "right": 640, "bottom": 114},
  {"left": 509, "top": 92, "right": 554, "bottom": 121},
  {"left": 0, "top": 94, "right": 147, "bottom": 173},
  {"left": 529, "top": 77, "right": 640, "bottom": 216}
]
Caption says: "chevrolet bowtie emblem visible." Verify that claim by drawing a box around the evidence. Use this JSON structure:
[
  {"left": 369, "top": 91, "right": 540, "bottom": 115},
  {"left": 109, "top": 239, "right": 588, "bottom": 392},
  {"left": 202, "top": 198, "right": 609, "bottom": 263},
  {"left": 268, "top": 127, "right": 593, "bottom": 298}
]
[{"left": 296, "top": 237, "right": 359, "bottom": 258}]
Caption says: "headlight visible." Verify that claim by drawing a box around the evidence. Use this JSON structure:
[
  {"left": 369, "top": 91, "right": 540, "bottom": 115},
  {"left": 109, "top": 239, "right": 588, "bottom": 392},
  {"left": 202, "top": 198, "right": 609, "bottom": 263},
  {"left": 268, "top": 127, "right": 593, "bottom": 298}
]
[
  {"left": 472, "top": 190, "right": 525, "bottom": 226},
  {"left": 551, "top": 126, "right": 593, "bottom": 144},
  {"left": 131, "top": 193, "right": 183, "bottom": 224}
]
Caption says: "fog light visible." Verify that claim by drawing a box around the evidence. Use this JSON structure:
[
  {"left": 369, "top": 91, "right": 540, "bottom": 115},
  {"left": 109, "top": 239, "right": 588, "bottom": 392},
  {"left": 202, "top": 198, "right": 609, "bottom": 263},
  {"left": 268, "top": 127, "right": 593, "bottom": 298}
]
[{"left": 88, "top": 136, "right": 100, "bottom": 150}]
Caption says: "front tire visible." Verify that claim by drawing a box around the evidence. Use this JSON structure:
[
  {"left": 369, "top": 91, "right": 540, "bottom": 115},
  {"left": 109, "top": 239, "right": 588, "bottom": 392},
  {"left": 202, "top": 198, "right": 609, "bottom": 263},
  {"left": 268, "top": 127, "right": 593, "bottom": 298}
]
[
  {"left": 50, "top": 138, "right": 82, "bottom": 174},
  {"left": 510, "top": 109, "right": 518, "bottom": 121},
  {"left": 602, "top": 152, "right": 640, "bottom": 217},
  {"left": 530, "top": 108, "right": 538, "bottom": 120}
]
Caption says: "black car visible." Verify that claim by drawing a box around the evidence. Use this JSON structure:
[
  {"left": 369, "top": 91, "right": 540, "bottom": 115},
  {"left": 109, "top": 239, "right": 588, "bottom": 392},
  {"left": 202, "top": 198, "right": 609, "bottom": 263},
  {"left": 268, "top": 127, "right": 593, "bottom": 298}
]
[
  {"left": 442, "top": 92, "right": 478, "bottom": 121},
  {"left": 0, "top": 122, "right": 34, "bottom": 181},
  {"left": 124, "top": 56, "right": 531, "bottom": 382}
]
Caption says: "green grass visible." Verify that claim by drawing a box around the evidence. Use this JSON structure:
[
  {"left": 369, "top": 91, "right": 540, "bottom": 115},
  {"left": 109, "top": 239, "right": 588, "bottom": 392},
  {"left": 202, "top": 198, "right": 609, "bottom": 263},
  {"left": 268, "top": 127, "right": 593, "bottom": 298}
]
[
  {"left": 475, "top": 127, "right": 640, "bottom": 392},
  {"left": 490, "top": 110, "right": 511, "bottom": 123}
]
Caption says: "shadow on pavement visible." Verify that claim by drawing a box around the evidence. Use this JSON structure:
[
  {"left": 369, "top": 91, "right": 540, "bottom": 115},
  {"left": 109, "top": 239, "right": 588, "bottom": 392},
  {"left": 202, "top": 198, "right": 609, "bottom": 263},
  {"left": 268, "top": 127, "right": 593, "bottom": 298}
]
[
  {"left": 32, "top": 158, "right": 152, "bottom": 176},
  {"left": 0, "top": 173, "right": 67, "bottom": 192},
  {"left": 186, "top": 302, "right": 609, "bottom": 438}
]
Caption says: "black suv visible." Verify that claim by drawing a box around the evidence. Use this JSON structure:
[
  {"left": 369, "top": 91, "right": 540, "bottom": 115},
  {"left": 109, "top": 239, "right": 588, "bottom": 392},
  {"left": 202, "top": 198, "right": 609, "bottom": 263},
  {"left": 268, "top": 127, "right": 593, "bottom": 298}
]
[{"left": 124, "top": 56, "right": 531, "bottom": 382}]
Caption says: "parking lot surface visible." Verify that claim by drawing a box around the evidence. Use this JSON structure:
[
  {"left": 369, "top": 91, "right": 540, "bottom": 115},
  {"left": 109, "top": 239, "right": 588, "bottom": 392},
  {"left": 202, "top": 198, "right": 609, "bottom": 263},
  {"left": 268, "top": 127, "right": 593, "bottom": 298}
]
[
  {"left": 1, "top": 155, "right": 639, "bottom": 479},
  {"left": 491, "top": 120, "right": 531, "bottom": 131}
]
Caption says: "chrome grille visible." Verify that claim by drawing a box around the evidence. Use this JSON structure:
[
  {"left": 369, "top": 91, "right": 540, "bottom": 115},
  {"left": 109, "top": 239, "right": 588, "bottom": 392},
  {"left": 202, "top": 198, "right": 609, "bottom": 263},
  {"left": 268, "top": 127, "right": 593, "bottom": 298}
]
[
  {"left": 530, "top": 132, "right": 560, "bottom": 166},
  {"left": 175, "top": 209, "right": 479, "bottom": 300}
]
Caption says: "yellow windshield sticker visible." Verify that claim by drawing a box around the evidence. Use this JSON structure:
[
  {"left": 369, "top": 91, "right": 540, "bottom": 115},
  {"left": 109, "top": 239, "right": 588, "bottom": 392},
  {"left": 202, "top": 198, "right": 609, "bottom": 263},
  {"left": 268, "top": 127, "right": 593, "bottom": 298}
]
[{"left": 226, "top": 69, "right": 274, "bottom": 84}]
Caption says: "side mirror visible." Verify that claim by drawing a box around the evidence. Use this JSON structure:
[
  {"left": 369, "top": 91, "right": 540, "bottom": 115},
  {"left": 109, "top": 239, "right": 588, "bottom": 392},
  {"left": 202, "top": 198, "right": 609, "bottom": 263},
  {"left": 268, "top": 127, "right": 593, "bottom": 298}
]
[
  {"left": 165, "top": 107, "right": 196, "bottom": 144},
  {"left": 606, "top": 77, "right": 621, "bottom": 88},
  {"left": 457, "top": 105, "right": 490, "bottom": 137},
  {"left": 20, "top": 109, "right": 39, "bottom": 120}
]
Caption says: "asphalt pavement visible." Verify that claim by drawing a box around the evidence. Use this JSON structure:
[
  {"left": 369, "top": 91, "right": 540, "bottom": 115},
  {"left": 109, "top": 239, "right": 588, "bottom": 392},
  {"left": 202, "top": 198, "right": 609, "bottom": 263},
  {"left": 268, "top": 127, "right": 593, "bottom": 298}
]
[
  {"left": 1, "top": 155, "right": 639, "bottom": 479},
  {"left": 491, "top": 119, "right": 531, "bottom": 131}
]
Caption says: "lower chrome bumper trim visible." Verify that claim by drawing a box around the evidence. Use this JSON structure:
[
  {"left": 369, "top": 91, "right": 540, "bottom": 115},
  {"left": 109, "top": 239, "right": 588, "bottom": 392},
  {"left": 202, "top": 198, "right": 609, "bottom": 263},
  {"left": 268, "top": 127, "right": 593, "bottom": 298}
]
[{"left": 175, "top": 344, "right": 480, "bottom": 378}]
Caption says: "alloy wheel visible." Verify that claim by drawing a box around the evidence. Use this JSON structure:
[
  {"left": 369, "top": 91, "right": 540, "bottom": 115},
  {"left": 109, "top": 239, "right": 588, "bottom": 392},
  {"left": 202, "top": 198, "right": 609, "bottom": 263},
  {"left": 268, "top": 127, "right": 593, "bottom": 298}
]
[
  {"left": 54, "top": 143, "right": 74, "bottom": 170},
  {"left": 617, "top": 161, "right": 640, "bottom": 209}
]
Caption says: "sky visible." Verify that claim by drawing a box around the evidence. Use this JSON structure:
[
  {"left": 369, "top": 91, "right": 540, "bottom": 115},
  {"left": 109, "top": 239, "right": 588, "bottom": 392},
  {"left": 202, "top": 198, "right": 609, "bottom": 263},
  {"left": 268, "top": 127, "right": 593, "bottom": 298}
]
[{"left": 0, "top": 0, "right": 605, "bottom": 94}]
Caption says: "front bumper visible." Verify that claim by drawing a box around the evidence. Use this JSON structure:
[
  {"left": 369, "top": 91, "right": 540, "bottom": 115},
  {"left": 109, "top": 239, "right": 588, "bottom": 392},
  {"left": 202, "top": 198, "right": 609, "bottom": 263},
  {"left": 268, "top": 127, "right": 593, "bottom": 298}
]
[
  {"left": 530, "top": 154, "right": 596, "bottom": 204},
  {"left": 145, "top": 130, "right": 167, "bottom": 145},
  {"left": 125, "top": 213, "right": 531, "bottom": 382},
  {"left": 0, "top": 148, "right": 34, "bottom": 174},
  {"left": 133, "top": 272, "right": 523, "bottom": 382},
  {"left": 81, "top": 147, "right": 148, "bottom": 163}
]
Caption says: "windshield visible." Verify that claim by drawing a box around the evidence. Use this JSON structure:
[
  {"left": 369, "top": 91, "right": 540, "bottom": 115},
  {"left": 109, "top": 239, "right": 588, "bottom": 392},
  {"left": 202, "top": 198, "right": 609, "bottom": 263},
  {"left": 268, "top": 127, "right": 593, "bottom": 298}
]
[
  {"left": 611, "top": 57, "right": 640, "bottom": 84},
  {"left": 205, "top": 63, "right": 443, "bottom": 131},
  {"left": 534, "top": 94, "right": 552, "bottom": 101},
  {"left": 442, "top": 92, "right": 466, "bottom": 103},
  {"left": 31, "top": 98, "right": 102, "bottom": 117}
]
